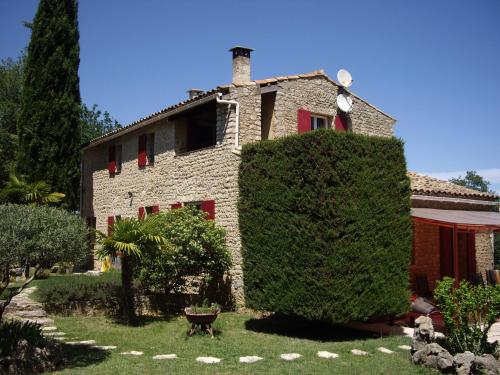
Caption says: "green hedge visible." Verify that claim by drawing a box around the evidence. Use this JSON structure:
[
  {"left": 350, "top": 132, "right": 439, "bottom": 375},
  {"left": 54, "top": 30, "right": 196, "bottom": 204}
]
[{"left": 239, "top": 129, "right": 412, "bottom": 322}]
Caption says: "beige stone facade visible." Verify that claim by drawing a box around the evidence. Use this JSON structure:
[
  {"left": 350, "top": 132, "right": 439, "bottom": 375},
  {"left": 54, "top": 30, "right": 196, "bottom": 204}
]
[{"left": 81, "top": 69, "right": 396, "bottom": 305}]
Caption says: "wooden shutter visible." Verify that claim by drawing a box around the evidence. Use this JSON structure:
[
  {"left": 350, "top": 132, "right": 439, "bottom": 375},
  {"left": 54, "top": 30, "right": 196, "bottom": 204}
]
[
  {"left": 152, "top": 205, "right": 160, "bottom": 214},
  {"left": 107, "top": 216, "right": 115, "bottom": 236},
  {"left": 297, "top": 108, "right": 311, "bottom": 134},
  {"left": 138, "top": 135, "right": 147, "bottom": 167},
  {"left": 201, "top": 200, "right": 215, "bottom": 220},
  {"left": 138, "top": 207, "right": 145, "bottom": 220},
  {"left": 171, "top": 202, "right": 182, "bottom": 209},
  {"left": 108, "top": 145, "right": 116, "bottom": 174},
  {"left": 440, "top": 227, "right": 453, "bottom": 278},
  {"left": 334, "top": 115, "right": 348, "bottom": 132},
  {"left": 467, "top": 232, "right": 476, "bottom": 281}
]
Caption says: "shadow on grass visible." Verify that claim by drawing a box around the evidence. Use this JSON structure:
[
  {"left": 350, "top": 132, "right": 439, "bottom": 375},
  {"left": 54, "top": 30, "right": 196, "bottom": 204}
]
[
  {"left": 245, "top": 314, "right": 377, "bottom": 342},
  {"left": 109, "top": 314, "right": 175, "bottom": 327},
  {"left": 59, "top": 344, "right": 110, "bottom": 371}
]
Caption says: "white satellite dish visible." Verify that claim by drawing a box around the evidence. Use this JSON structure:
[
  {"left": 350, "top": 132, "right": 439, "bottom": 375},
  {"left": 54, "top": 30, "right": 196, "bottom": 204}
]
[
  {"left": 337, "top": 94, "right": 353, "bottom": 113},
  {"left": 337, "top": 69, "right": 353, "bottom": 88}
]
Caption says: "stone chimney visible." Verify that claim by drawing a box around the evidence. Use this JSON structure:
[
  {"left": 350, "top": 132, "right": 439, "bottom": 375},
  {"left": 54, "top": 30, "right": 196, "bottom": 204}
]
[
  {"left": 229, "top": 46, "right": 254, "bottom": 84},
  {"left": 187, "top": 89, "right": 204, "bottom": 99}
]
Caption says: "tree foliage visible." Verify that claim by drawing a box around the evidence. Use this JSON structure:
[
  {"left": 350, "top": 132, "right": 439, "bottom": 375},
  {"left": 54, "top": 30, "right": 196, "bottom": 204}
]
[
  {"left": 239, "top": 129, "right": 412, "bottom": 322},
  {"left": 449, "top": 170, "right": 493, "bottom": 194},
  {"left": 17, "top": 0, "right": 81, "bottom": 210},
  {"left": 434, "top": 277, "right": 500, "bottom": 355},
  {"left": 137, "top": 207, "right": 231, "bottom": 294},
  {"left": 81, "top": 103, "right": 121, "bottom": 145},
  {"left": 0, "top": 204, "right": 89, "bottom": 321},
  {"left": 0, "top": 173, "right": 64, "bottom": 205}
]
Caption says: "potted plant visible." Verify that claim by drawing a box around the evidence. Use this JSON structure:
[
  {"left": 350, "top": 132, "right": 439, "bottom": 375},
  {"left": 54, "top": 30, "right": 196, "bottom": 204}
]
[{"left": 185, "top": 301, "right": 221, "bottom": 337}]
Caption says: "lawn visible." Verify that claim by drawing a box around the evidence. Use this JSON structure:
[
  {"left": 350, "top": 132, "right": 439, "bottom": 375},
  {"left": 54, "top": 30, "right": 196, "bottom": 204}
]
[{"left": 49, "top": 312, "right": 433, "bottom": 375}]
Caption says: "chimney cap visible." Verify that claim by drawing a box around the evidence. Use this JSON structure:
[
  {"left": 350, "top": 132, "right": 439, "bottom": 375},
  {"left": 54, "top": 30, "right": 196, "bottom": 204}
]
[{"left": 229, "top": 45, "right": 254, "bottom": 58}]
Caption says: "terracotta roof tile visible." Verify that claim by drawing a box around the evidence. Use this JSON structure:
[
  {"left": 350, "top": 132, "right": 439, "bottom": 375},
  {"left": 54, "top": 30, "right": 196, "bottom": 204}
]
[{"left": 408, "top": 172, "right": 498, "bottom": 201}]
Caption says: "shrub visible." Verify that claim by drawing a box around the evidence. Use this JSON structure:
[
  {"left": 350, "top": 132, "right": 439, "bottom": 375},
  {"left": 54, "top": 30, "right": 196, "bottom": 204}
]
[
  {"left": 0, "top": 320, "right": 43, "bottom": 356},
  {"left": 239, "top": 129, "right": 412, "bottom": 323},
  {"left": 434, "top": 277, "right": 500, "bottom": 355},
  {"left": 137, "top": 207, "right": 231, "bottom": 294},
  {"left": 33, "top": 272, "right": 122, "bottom": 309}
]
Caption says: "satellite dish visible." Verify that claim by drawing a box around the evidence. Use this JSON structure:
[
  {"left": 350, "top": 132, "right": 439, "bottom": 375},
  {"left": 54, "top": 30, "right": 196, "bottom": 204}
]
[
  {"left": 337, "top": 94, "right": 353, "bottom": 112},
  {"left": 337, "top": 69, "right": 353, "bottom": 88}
]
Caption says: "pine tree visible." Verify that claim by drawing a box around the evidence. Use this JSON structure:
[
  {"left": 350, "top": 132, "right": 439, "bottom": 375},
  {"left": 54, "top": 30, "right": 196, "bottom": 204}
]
[{"left": 17, "top": 0, "right": 81, "bottom": 210}]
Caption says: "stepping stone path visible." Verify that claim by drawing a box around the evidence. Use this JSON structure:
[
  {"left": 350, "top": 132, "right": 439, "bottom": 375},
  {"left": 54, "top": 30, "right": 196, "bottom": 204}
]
[
  {"left": 196, "top": 356, "right": 221, "bottom": 364},
  {"left": 280, "top": 353, "right": 302, "bottom": 361},
  {"left": 93, "top": 346, "right": 117, "bottom": 351},
  {"left": 239, "top": 356, "right": 263, "bottom": 363},
  {"left": 41, "top": 326, "right": 57, "bottom": 331},
  {"left": 351, "top": 349, "right": 369, "bottom": 356},
  {"left": 3, "top": 287, "right": 54, "bottom": 326},
  {"left": 317, "top": 351, "right": 339, "bottom": 359},
  {"left": 120, "top": 351, "right": 143, "bottom": 356},
  {"left": 377, "top": 347, "right": 394, "bottom": 354},
  {"left": 43, "top": 332, "right": 66, "bottom": 337},
  {"left": 66, "top": 340, "right": 96, "bottom": 346},
  {"left": 153, "top": 354, "right": 177, "bottom": 360},
  {"left": 398, "top": 345, "right": 412, "bottom": 351}
]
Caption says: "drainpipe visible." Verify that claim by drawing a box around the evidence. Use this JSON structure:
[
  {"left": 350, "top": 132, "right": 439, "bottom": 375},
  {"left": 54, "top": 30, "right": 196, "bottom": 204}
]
[{"left": 216, "top": 93, "right": 240, "bottom": 150}]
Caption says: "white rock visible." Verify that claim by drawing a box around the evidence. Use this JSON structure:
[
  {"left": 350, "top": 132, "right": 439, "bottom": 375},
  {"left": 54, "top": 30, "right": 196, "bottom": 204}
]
[
  {"left": 93, "top": 345, "right": 117, "bottom": 350},
  {"left": 377, "top": 347, "right": 394, "bottom": 354},
  {"left": 196, "top": 356, "right": 221, "bottom": 364},
  {"left": 398, "top": 345, "right": 412, "bottom": 351},
  {"left": 44, "top": 332, "right": 66, "bottom": 336},
  {"left": 351, "top": 349, "right": 369, "bottom": 356},
  {"left": 153, "top": 354, "right": 177, "bottom": 360},
  {"left": 66, "top": 340, "right": 96, "bottom": 346},
  {"left": 317, "top": 351, "right": 339, "bottom": 359},
  {"left": 280, "top": 353, "right": 302, "bottom": 361},
  {"left": 239, "top": 356, "right": 263, "bottom": 363},
  {"left": 41, "top": 326, "right": 57, "bottom": 331},
  {"left": 120, "top": 351, "right": 143, "bottom": 356}
]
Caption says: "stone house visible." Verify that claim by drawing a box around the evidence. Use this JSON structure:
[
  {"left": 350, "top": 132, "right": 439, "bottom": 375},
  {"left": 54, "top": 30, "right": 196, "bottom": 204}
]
[{"left": 81, "top": 46, "right": 499, "bottom": 305}]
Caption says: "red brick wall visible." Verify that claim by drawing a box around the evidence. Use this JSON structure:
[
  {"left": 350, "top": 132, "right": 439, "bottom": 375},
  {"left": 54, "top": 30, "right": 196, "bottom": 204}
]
[{"left": 410, "top": 220, "right": 441, "bottom": 291}]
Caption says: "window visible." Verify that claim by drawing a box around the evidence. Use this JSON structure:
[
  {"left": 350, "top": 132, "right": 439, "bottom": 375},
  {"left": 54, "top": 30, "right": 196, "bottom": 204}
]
[
  {"left": 146, "top": 133, "right": 155, "bottom": 165},
  {"left": 108, "top": 144, "right": 122, "bottom": 175},
  {"left": 310, "top": 115, "right": 330, "bottom": 130},
  {"left": 116, "top": 145, "right": 122, "bottom": 173},
  {"left": 185, "top": 200, "right": 215, "bottom": 220},
  {"left": 138, "top": 205, "right": 159, "bottom": 219},
  {"left": 174, "top": 101, "right": 217, "bottom": 154}
]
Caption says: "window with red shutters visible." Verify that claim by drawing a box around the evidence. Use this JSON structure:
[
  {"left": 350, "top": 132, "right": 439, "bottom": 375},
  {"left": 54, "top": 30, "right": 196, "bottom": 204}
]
[
  {"left": 138, "top": 135, "right": 147, "bottom": 167},
  {"left": 108, "top": 145, "right": 116, "bottom": 175},
  {"left": 107, "top": 216, "right": 115, "bottom": 236},
  {"left": 151, "top": 205, "right": 159, "bottom": 214},
  {"left": 138, "top": 207, "right": 145, "bottom": 220},
  {"left": 297, "top": 108, "right": 311, "bottom": 134},
  {"left": 334, "top": 114, "right": 348, "bottom": 132},
  {"left": 200, "top": 200, "right": 215, "bottom": 220},
  {"left": 171, "top": 202, "right": 182, "bottom": 209}
]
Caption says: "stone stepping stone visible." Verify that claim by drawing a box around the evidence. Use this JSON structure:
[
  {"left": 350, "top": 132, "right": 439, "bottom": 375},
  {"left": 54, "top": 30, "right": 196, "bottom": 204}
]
[
  {"left": 93, "top": 345, "right": 117, "bottom": 351},
  {"left": 317, "top": 351, "right": 339, "bottom": 359},
  {"left": 239, "top": 356, "right": 263, "bottom": 363},
  {"left": 280, "top": 353, "right": 302, "bottom": 361},
  {"left": 66, "top": 340, "right": 96, "bottom": 346},
  {"left": 41, "top": 326, "right": 57, "bottom": 331},
  {"left": 196, "top": 356, "right": 221, "bottom": 364},
  {"left": 351, "top": 349, "right": 369, "bottom": 356},
  {"left": 153, "top": 354, "right": 177, "bottom": 360},
  {"left": 120, "top": 351, "right": 143, "bottom": 356},
  {"left": 44, "top": 332, "right": 66, "bottom": 337},
  {"left": 377, "top": 347, "right": 394, "bottom": 354},
  {"left": 398, "top": 345, "right": 412, "bottom": 351}
]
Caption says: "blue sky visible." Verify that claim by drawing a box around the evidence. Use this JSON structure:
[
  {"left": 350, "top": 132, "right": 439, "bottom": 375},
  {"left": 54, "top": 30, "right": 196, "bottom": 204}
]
[{"left": 1, "top": 0, "right": 499, "bottom": 192}]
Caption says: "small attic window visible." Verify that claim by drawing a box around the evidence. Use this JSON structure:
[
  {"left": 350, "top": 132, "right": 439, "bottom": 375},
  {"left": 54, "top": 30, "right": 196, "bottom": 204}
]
[{"left": 174, "top": 101, "right": 217, "bottom": 154}]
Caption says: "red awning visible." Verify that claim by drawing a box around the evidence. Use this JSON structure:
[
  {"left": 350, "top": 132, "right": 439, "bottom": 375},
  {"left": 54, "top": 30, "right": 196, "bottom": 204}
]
[{"left": 411, "top": 208, "right": 500, "bottom": 231}]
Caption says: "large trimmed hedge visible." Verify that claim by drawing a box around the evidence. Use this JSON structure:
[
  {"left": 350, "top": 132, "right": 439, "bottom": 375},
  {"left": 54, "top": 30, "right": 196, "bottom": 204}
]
[{"left": 239, "top": 129, "right": 412, "bottom": 322}]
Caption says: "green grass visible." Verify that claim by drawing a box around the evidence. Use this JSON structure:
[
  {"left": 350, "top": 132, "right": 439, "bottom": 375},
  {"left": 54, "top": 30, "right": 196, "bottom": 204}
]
[{"left": 49, "top": 313, "right": 433, "bottom": 375}]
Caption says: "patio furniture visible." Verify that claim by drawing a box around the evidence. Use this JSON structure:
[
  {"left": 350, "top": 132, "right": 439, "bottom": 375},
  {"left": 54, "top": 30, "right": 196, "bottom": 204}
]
[{"left": 486, "top": 269, "right": 500, "bottom": 286}]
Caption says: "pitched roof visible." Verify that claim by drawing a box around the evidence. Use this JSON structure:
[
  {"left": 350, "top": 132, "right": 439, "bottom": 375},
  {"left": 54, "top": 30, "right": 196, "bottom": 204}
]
[
  {"left": 408, "top": 171, "right": 498, "bottom": 201},
  {"left": 84, "top": 70, "right": 394, "bottom": 149}
]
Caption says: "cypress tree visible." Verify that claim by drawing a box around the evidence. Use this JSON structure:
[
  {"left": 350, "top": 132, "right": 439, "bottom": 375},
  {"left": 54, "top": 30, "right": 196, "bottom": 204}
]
[{"left": 17, "top": 0, "right": 81, "bottom": 210}]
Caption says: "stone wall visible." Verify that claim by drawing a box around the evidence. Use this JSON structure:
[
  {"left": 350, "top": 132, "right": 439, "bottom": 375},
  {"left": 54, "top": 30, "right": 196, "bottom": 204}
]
[
  {"left": 476, "top": 232, "right": 494, "bottom": 278},
  {"left": 81, "top": 76, "right": 398, "bottom": 306}
]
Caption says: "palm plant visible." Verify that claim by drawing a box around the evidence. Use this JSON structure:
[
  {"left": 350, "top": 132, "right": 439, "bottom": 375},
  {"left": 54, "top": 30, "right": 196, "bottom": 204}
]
[
  {"left": 96, "top": 214, "right": 167, "bottom": 325},
  {"left": 0, "top": 173, "right": 64, "bottom": 205}
]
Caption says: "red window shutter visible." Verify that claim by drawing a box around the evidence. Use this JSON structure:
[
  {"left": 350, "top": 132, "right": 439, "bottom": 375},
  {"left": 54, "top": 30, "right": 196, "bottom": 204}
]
[
  {"left": 138, "top": 135, "right": 147, "bottom": 167},
  {"left": 440, "top": 227, "right": 453, "bottom": 278},
  {"left": 108, "top": 145, "right": 116, "bottom": 174},
  {"left": 297, "top": 108, "right": 311, "bottom": 134},
  {"left": 138, "top": 207, "right": 145, "bottom": 220},
  {"left": 201, "top": 200, "right": 215, "bottom": 220},
  {"left": 171, "top": 202, "right": 182, "bottom": 209},
  {"left": 334, "top": 115, "right": 348, "bottom": 132},
  {"left": 467, "top": 233, "right": 476, "bottom": 281},
  {"left": 107, "top": 216, "right": 115, "bottom": 236},
  {"left": 152, "top": 205, "right": 160, "bottom": 214}
]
